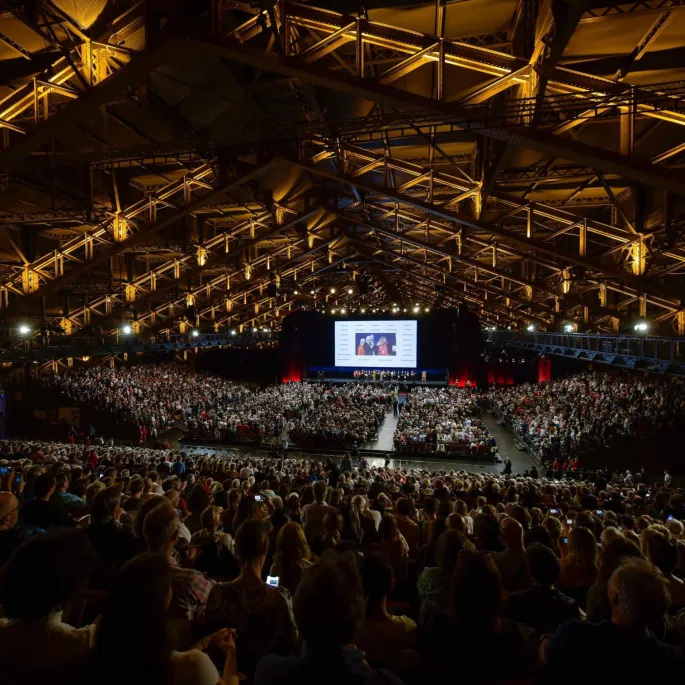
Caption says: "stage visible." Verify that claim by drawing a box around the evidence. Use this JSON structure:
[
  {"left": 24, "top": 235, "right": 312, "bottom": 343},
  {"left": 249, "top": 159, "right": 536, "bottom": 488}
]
[{"left": 305, "top": 377, "right": 448, "bottom": 386}]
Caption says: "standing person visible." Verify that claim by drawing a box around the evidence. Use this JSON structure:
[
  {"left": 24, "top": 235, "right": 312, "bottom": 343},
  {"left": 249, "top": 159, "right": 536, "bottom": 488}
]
[
  {"left": 664, "top": 470, "right": 672, "bottom": 487},
  {"left": 502, "top": 456, "right": 512, "bottom": 475},
  {"left": 302, "top": 480, "right": 334, "bottom": 544},
  {"left": 204, "top": 519, "right": 297, "bottom": 678}
]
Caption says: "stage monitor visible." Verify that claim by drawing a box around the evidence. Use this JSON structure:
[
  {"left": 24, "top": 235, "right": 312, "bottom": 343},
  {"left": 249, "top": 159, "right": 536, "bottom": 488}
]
[{"left": 334, "top": 320, "right": 417, "bottom": 368}]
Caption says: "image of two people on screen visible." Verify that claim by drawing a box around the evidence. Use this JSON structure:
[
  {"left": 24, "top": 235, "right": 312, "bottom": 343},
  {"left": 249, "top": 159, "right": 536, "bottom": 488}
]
[{"left": 356, "top": 333, "right": 396, "bottom": 356}]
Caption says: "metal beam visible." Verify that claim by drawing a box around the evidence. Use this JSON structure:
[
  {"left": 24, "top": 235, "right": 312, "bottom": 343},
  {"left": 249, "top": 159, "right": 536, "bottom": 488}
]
[{"left": 197, "top": 37, "right": 685, "bottom": 196}]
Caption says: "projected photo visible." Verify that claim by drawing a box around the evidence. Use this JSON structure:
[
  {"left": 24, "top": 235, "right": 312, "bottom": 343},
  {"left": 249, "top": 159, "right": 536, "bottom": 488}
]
[{"left": 355, "top": 333, "right": 396, "bottom": 356}]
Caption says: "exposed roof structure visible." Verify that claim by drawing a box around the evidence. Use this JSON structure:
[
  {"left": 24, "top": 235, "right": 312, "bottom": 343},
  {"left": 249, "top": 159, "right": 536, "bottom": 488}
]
[{"left": 1, "top": 0, "right": 685, "bottom": 338}]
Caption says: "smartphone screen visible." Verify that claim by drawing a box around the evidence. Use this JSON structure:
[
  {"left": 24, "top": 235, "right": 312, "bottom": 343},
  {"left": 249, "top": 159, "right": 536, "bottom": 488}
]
[
  {"left": 255, "top": 495, "right": 263, "bottom": 502},
  {"left": 0, "top": 466, "right": 8, "bottom": 474},
  {"left": 550, "top": 508, "right": 559, "bottom": 514},
  {"left": 566, "top": 519, "right": 573, "bottom": 525},
  {"left": 563, "top": 537, "right": 569, "bottom": 544},
  {"left": 266, "top": 575, "right": 279, "bottom": 587}
]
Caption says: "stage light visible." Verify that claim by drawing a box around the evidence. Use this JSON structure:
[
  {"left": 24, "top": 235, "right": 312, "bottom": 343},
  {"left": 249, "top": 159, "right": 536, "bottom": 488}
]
[
  {"left": 564, "top": 324, "right": 574, "bottom": 333},
  {"left": 191, "top": 330, "right": 200, "bottom": 337},
  {"left": 361, "top": 308, "right": 366, "bottom": 313},
  {"left": 331, "top": 309, "right": 336, "bottom": 314},
  {"left": 634, "top": 321, "right": 649, "bottom": 332},
  {"left": 252, "top": 327, "right": 257, "bottom": 333},
  {"left": 341, "top": 308, "right": 346, "bottom": 314},
  {"left": 527, "top": 324, "right": 535, "bottom": 332},
  {"left": 121, "top": 325, "right": 132, "bottom": 335},
  {"left": 413, "top": 306, "right": 419, "bottom": 313},
  {"left": 347, "top": 288, "right": 353, "bottom": 295},
  {"left": 230, "top": 329, "right": 237, "bottom": 336},
  {"left": 330, "top": 287, "right": 336, "bottom": 294},
  {"left": 372, "top": 308, "right": 377, "bottom": 313},
  {"left": 310, "top": 289, "right": 315, "bottom": 295},
  {"left": 424, "top": 308, "right": 429, "bottom": 313},
  {"left": 294, "top": 290, "right": 299, "bottom": 295},
  {"left": 403, "top": 308, "right": 407, "bottom": 313},
  {"left": 18, "top": 325, "right": 30, "bottom": 335}
]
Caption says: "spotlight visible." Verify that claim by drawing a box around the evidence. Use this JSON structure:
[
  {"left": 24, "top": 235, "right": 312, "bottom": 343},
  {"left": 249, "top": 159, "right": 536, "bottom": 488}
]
[
  {"left": 18, "top": 325, "right": 31, "bottom": 335},
  {"left": 310, "top": 289, "right": 315, "bottom": 295},
  {"left": 330, "top": 287, "right": 336, "bottom": 294},
  {"left": 564, "top": 324, "right": 574, "bottom": 333},
  {"left": 230, "top": 329, "right": 237, "bottom": 336},
  {"left": 402, "top": 308, "right": 407, "bottom": 313},
  {"left": 340, "top": 308, "right": 346, "bottom": 314},
  {"left": 191, "top": 330, "right": 200, "bottom": 337},
  {"left": 527, "top": 324, "right": 535, "bottom": 332},
  {"left": 634, "top": 321, "right": 649, "bottom": 332},
  {"left": 361, "top": 308, "right": 366, "bottom": 313},
  {"left": 331, "top": 309, "right": 337, "bottom": 314},
  {"left": 372, "top": 308, "right": 377, "bottom": 313},
  {"left": 121, "top": 325, "right": 132, "bottom": 335},
  {"left": 252, "top": 327, "right": 257, "bottom": 333},
  {"left": 347, "top": 288, "right": 353, "bottom": 295},
  {"left": 424, "top": 308, "right": 429, "bottom": 313},
  {"left": 294, "top": 290, "right": 299, "bottom": 295},
  {"left": 413, "top": 306, "right": 420, "bottom": 313}
]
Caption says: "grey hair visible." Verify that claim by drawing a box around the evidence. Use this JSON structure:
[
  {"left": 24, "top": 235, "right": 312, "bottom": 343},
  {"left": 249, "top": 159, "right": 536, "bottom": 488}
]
[{"left": 610, "top": 558, "right": 670, "bottom": 626}]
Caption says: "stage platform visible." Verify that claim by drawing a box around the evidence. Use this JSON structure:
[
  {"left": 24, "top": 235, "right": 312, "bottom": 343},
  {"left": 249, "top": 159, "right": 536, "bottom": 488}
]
[{"left": 306, "top": 378, "right": 447, "bottom": 386}]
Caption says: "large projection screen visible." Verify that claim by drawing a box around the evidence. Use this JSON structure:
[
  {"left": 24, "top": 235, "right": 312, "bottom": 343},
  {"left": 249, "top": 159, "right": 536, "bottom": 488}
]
[{"left": 334, "top": 320, "right": 417, "bottom": 368}]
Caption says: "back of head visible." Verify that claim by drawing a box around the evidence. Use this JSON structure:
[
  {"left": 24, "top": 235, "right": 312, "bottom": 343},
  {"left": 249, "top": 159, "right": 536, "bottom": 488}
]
[
  {"left": 438, "top": 530, "right": 474, "bottom": 574},
  {"left": 90, "top": 485, "right": 121, "bottom": 524},
  {"left": 361, "top": 553, "right": 393, "bottom": 608},
  {"left": 526, "top": 542, "right": 560, "bottom": 586},
  {"left": 450, "top": 551, "right": 502, "bottom": 630},
  {"left": 0, "top": 529, "right": 96, "bottom": 621},
  {"left": 235, "top": 518, "right": 268, "bottom": 562},
  {"left": 609, "top": 558, "right": 670, "bottom": 627},
  {"left": 313, "top": 480, "right": 327, "bottom": 502},
  {"left": 294, "top": 556, "right": 365, "bottom": 652},
  {"left": 275, "top": 521, "right": 309, "bottom": 568},
  {"left": 34, "top": 472, "right": 56, "bottom": 499},
  {"left": 644, "top": 530, "right": 677, "bottom": 575},
  {"left": 569, "top": 526, "right": 598, "bottom": 569},
  {"left": 143, "top": 501, "right": 179, "bottom": 553},
  {"left": 92, "top": 553, "right": 172, "bottom": 685}
]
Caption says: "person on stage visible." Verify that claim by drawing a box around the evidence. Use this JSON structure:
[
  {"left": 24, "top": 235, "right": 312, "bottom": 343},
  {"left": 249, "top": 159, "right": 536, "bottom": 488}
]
[
  {"left": 377, "top": 336, "right": 389, "bottom": 356},
  {"left": 358, "top": 335, "right": 376, "bottom": 356}
]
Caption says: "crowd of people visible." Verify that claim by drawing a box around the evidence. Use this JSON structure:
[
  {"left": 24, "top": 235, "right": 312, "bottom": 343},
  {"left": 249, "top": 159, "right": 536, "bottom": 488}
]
[
  {"left": 47, "top": 366, "right": 396, "bottom": 449},
  {"left": 393, "top": 387, "right": 493, "bottom": 455},
  {"left": 488, "top": 372, "right": 685, "bottom": 464},
  {"left": 1, "top": 438, "right": 685, "bottom": 683}
]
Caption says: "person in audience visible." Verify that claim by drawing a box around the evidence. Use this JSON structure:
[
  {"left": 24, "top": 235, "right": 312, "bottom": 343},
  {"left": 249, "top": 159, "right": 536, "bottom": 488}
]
[
  {"left": 185, "top": 484, "right": 211, "bottom": 536},
  {"left": 255, "top": 556, "right": 403, "bottom": 685},
  {"left": 558, "top": 526, "right": 598, "bottom": 605},
  {"left": 352, "top": 494, "right": 379, "bottom": 546},
  {"left": 494, "top": 517, "right": 531, "bottom": 592},
  {"left": 204, "top": 519, "right": 297, "bottom": 677},
  {"left": 311, "top": 510, "right": 343, "bottom": 556},
  {"left": 395, "top": 497, "right": 419, "bottom": 555},
  {"left": 89, "top": 552, "right": 238, "bottom": 685},
  {"left": 422, "top": 551, "right": 531, "bottom": 681},
  {"left": 21, "top": 473, "right": 75, "bottom": 529},
  {"left": 0, "top": 490, "right": 43, "bottom": 567},
  {"left": 85, "top": 484, "right": 136, "bottom": 587},
  {"left": 417, "top": 529, "right": 474, "bottom": 623},
  {"left": 505, "top": 542, "right": 580, "bottom": 634},
  {"left": 270, "top": 521, "right": 313, "bottom": 597},
  {"left": 0, "top": 529, "right": 97, "bottom": 685},
  {"left": 122, "top": 476, "right": 145, "bottom": 513},
  {"left": 143, "top": 501, "right": 215, "bottom": 624},
  {"left": 302, "top": 480, "right": 334, "bottom": 543},
  {"left": 544, "top": 559, "right": 684, "bottom": 679},
  {"left": 378, "top": 514, "right": 409, "bottom": 581},
  {"left": 53, "top": 472, "right": 87, "bottom": 510},
  {"left": 356, "top": 553, "right": 417, "bottom": 669}
]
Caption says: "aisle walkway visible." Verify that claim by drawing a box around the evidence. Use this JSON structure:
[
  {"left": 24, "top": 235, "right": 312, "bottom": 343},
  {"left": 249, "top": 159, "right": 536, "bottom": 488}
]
[{"left": 369, "top": 410, "right": 398, "bottom": 451}]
